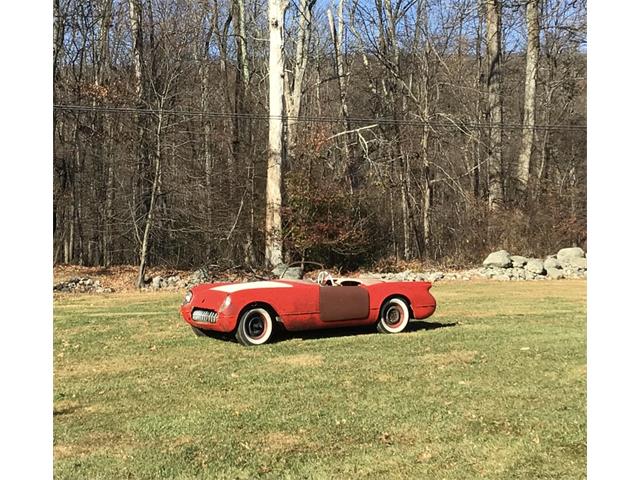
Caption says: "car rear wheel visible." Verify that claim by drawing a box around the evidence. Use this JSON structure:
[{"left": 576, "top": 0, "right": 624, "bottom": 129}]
[
  {"left": 377, "top": 297, "right": 410, "bottom": 334},
  {"left": 235, "top": 307, "right": 274, "bottom": 346}
]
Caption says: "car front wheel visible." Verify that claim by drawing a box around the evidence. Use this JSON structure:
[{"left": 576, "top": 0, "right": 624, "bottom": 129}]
[
  {"left": 235, "top": 307, "right": 274, "bottom": 346},
  {"left": 377, "top": 297, "right": 410, "bottom": 334}
]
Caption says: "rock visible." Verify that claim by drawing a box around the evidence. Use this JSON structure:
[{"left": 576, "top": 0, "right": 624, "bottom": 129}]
[
  {"left": 190, "top": 268, "right": 209, "bottom": 284},
  {"left": 546, "top": 267, "right": 564, "bottom": 280},
  {"left": 511, "top": 255, "right": 528, "bottom": 268},
  {"left": 428, "top": 272, "right": 445, "bottom": 282},
  {"left": 53, "top": 276, "right": 113, "bottom": 293},
  {"left": 543, "top": 256, "right": 561, "bottom": 271},
  {"left": 271, "top": 263, "right": 288, "bottom": 277},
  {"left": 525, "top": 258, "right": 545, "bottom": 275},
  {"left": 560, "top": 256, "right": 587, "bottom": 271},
  {"left": 572, "top": 257, "right": 587, "bottom": 270},
  {"left": 151, "top": 276, "right": 163, "bottom": 289},
  {"left": 482, "top": 250, "right": 512, "bottom": 268},
  {"left": 282, "top": 266, "right": 304, "bottom": 280},
  {"left": 557, "top": 247, "right": 585, "bottom": 263},
  {"left": 511, "top": 267, "right": 526, "bottom": 280},
  {"left": 271, "top": 263, "right": 304, "bottom": 280},
  {"left": 392, "top": 270, "right": 410, "bottom": 281}
]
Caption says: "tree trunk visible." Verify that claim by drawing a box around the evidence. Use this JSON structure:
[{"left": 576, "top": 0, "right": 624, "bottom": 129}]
[
  {"left": 474, "top": 0, "right": 483, "bottom": 199},
  {"left": 516, "top": 0, "right": 540, "bottom": 197},
  {"left": 328, "top": 0, "right": 356, "bottom": 191},
  {"left": 265, "top": 0, "right": 288, "bottom": 268},
  {"left": 486, "top": 0, "right": 503, "bottom": 209},
  {"left": 400, "top": 155, "right": 411, "bottom": 260},
  {"left": 128, "top": 0, "right": 144, "bottom": 102},
  {"left": 136, "top": 111, "right": 163, "bottom": 288},
  {"left": 53, "top": 0, "right": 64, "bottom": 81},
  {"left": 286, "top": 0, "right": 315, "bottom": 149},
  {"left": 97, "top": 0, "right": 113, "bottom": 267},
  {"left": 197, "top": 4, "right": 214, "bottom": 260},
  {"left": 421, "top": 120, "right": 432, "bottom": 259}
]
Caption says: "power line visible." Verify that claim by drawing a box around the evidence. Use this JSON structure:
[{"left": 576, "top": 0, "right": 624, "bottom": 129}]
[{"left": 53, "top": 104, "right": 587, "bottom": 132}]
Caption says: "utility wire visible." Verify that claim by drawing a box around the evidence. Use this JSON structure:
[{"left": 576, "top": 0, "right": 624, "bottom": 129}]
[{"left": 53, "top": 104, "right": 587, "bottom": 132}]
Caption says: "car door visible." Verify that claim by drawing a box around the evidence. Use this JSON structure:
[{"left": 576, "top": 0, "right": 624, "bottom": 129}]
[{"left": 319, "top": 286, "right": 370, "bottom": 322}]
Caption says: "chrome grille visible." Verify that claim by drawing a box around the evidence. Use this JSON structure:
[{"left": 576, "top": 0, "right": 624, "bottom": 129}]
[{"left": 192, "top": 309, "right": 218, "bottom": 323}]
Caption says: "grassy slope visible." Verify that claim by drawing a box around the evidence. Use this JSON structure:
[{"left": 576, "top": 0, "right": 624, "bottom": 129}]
[{"left": 53, "top": 280, "right": 586, "bottom": 479}]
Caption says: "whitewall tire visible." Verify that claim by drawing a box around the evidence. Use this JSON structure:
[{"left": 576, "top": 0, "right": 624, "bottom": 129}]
[
  {"left": 377, "top": 298, "right": 410, "bottom": 334},
  {"left": 235, "top": 307, "right": 274, "bottom": 346}
]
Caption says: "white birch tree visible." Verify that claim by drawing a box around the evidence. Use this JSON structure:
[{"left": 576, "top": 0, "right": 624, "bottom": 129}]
[{"left": 265, "top": 0, "right": 289, "bottom": 267}]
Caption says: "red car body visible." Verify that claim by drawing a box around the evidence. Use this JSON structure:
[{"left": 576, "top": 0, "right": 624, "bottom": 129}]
[{"left": 180, "top": 277, "right": 436, "bottom": 342}]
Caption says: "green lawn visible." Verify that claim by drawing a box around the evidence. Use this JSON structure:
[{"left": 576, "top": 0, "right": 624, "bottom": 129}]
[{"left": 53, "top": 280, "right": 586, "bottom": 479}]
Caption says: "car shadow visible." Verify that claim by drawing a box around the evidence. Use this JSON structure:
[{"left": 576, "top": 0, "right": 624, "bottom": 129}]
[{"left": 272, "top": 320, "right": 457, "bottom": 343}]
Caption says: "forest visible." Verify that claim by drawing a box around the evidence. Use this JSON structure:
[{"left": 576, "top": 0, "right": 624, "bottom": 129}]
[{"left": 53, "top": 0, "right": 586, "bottom": 284}]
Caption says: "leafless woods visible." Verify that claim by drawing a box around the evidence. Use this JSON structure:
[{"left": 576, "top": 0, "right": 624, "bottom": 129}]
[{"left": 53, "top": 0, "right": 586, "bottom": 276}]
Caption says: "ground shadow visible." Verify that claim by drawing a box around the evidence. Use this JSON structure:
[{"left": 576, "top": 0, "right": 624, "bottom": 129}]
[
  {"left": 272, "top": 320, "right": 457, "bottom": 343},
  {"left": 190, "top": 321, "right": 457, "bottom": 345}
]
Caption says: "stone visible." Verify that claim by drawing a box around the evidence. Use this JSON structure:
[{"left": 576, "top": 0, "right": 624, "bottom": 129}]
[
  {"left": 190, "top": 268, "right": 209, "bottom": 284},
  {"left": 543, "top": 256, "right": 561, "bottom": 271},
  {"left": 560, "top": 256, "right": 587, "bottom": 271},
  {"left": 546, "top": 267, "right": 564, "bottom": 280},
  {"left": 511, "top": 255, "right": 528, "bottom": 268},
  {"left": 152, "top": 276, "right": 163, "bottom": 289},
  {"left": 271, "top": 263, "right": 304, "bottom": 280},
  {"left": 511, "top": 267, "right": 526, "bottom": 280},
  {"left": 429, "top": 272, "right": 445, "bottom": 282},
  {"left": 271, "top": 263, "right": 288, "bottom": 278},
  {"left": 557, "top": 247, "right": 585, "bottom": 263},
  {"left": 525, "top": 258, "right": 545, "bottom": 275},
  {"left": 281, "top": 266, "right": 304, "bottom": 280},
  {"left": 482, "top": 250, "right": 512, "bottom": 268}
]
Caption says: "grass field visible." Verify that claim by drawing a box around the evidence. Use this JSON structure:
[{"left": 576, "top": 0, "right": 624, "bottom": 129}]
[{"left": 53, "top": 280, "right": 586, "bottom": 479}]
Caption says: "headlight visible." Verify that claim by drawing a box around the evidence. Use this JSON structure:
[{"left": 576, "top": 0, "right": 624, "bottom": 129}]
[
  {"left": 183, "top": 290, "right": 193, "bottom": 305},
  {"left": 220, "top": 295, "right": 232, "bottom": 311}
]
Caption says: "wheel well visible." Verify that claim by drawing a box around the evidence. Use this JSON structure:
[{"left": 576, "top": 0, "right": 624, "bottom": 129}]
[
  {"left": 236, "top": 302, "right": 279, "bottom": 329},
  {"left": 380, "top": 294, "right": 414, "bottom": 319}
]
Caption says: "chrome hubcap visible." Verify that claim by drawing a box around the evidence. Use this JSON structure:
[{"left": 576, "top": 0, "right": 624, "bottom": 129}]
[
  {"left": 246, "top": 315, "right": 265, "bottom": 338},
  {"left": 386, "top": 306, "right": 402, "bottom": 325}
]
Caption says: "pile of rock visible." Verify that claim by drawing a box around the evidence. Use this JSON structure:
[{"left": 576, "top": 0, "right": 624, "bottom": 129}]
[
  {"left": 53, "top": 277, "right": 114, "bottom": 293},
  {"left": 376, "top": 271, "right": 449, "bottom": 283},
  {"left": 363, "top": 246, "right": 586, "bottom": 283},
  {"left": 146, "top": 269, "right": 212, "bottom": 290},
  {"left": 480, "top": 247, "right": 586, "bottom": 280},
  {"left": 148, "top": 274, "right": 187, "bottom": 290}
]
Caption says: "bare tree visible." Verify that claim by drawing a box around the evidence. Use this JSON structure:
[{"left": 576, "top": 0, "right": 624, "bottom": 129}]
[
  {"left": 286, "top": 0, "right": 316, "bottom": 149},
  {"left": 265, "top": 0, "right": 289, "bottom": 268},
  {"left": 327, "top": 0, "right": 355, "bottom": 191},
  {"left": 516, "top": 0, "right": 540, "bottom": 198},
  {"left": 486, "top": 0, "right": 504, "bottom": 209}
]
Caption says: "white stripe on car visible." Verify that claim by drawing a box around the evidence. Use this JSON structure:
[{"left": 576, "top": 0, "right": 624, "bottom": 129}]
[{"left": 210, "top": 281, "right": 294, "bottom": 293}]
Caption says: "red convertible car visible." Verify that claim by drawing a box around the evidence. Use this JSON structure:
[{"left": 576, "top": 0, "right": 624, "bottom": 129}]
[{"left": 180, "top": 271, "right": 436, "bottom": 346}]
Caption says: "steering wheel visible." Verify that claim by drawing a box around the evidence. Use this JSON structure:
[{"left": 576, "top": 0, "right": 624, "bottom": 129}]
[{"left": 317, "top": 270, "right": 335, "bottom": 286}]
